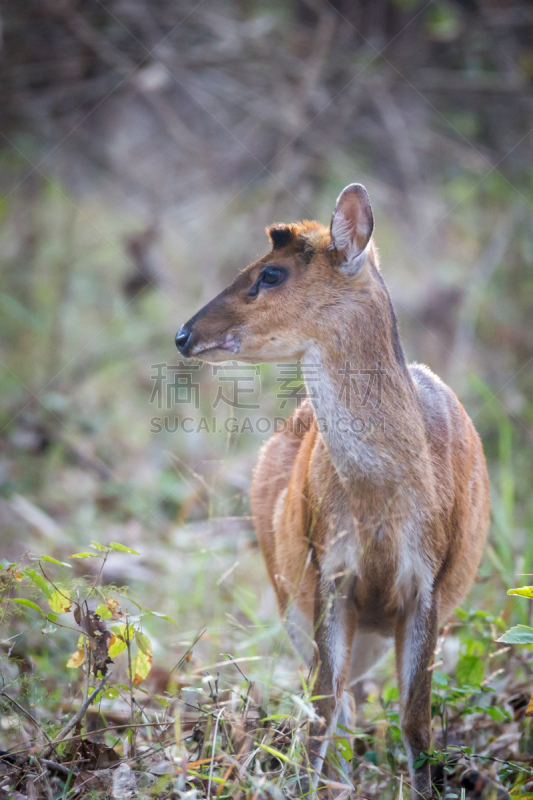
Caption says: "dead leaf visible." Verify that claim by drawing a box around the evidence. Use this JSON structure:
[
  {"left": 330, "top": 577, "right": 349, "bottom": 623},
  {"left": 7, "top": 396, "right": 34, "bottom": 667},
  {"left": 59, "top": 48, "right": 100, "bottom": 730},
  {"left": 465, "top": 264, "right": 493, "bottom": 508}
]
[
  {"left": 66, "top": 649, "right": 85, "bottom": 668},
  {"left": 526, "top": 692, "right": 533, "bottom": 716},
  {"left": 112, "top": 762, "right": 137, "bottom": 799},
  {"left": 74, "top": 601, "right": 112, "bottom": 676},
  {"left": 76, "top": 740, "right": 120, "bottom": 769}
]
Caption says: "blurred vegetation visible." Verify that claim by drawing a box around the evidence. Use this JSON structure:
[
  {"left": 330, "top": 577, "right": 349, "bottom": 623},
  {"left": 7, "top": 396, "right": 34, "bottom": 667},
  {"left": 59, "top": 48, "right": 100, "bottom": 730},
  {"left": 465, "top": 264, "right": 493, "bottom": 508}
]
[{"left": 1, "top": 0, "right": 533, "bottom": 797}]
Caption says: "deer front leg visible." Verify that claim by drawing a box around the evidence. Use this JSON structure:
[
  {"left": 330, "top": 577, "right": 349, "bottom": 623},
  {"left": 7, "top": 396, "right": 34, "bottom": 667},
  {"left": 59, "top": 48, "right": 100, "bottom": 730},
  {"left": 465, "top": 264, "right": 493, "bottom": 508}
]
[
  {"left": 304, "top": 579, "right": 356, "bottom": 794},
  {"left": 395, "top": 595, "right": 438, "bottom": 800}
]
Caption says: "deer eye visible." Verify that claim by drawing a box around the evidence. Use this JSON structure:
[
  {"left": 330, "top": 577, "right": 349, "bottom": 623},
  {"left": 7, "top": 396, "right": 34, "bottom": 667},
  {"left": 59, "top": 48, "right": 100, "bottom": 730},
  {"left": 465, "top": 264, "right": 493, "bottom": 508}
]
[{"left": 261, "top": 266, "right": 287, "bottom": 287}]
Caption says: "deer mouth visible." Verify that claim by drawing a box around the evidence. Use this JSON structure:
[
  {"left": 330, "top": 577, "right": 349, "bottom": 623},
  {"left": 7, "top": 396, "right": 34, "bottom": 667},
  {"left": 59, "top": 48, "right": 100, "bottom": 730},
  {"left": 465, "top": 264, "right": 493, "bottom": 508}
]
[{"left": 190, "top": 331, "right": 241, "bottom": 359}]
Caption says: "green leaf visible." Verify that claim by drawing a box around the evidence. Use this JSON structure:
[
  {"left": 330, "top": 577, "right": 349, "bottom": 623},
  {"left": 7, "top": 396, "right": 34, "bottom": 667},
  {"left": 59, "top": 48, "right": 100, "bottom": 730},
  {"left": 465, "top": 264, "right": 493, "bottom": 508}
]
[
  {"left": 107, "top": 636, "right": 127, "bottom": 658},
  {"left": 95, "top": 604, "right": 112, "bottom": 619},
  {"left": 40, "top": 555, "right": 72, "bottom": 568},
  {"left": 432, "top": 670, "right": 449, "bottom": 687},
  {"left": 108, "top": 624, "right": 136, "bottom": 657},
  {"left": 337, "top": 724, "right": 355, "bottom": 736},
  {"left": 111, "top": 624, "right": 135, "bottom": 642},
  {"left": 497, "top": 624, "right": 533, "bottom": 644},
  {"left": 455, "top": 654, "right": 485, "bottom": 687},
  {"left": 486, "top": 706, "right": 508, "bottom": 722},
  {"left": 259, "top": 744, "right": 291, "bottom": 764},
  {"left": 108, "top": 637, "right": 127, "bottom": 658},
  {"left": 154, "top": 694, "right": 169, "bottom": 707},
  {"left": 412, "top": 752, "right": 428, "bottom": 769},
  {"left": 109, "top": 542, "right": 140, "bottom": 555},
  {"left": 48, "top": 589, "right": 72, "bottom": 613},
  {"left": 69, "top": 552, "right": 101, "bottom": 558},
  {"left": 24, "top": 568, "right": 52, "bottom": 598},
  {"left": 135, "top": 631, "right": 152, "bottom": 655},
  {"left": 9, "top": 598, "right": 43, "bottom": 613},
  {"left": 123, "top": 595, "right": 143, "bottom": 610},
  {"left": 90, "top": 541, "right": 109, "bottom": 551},
  {"left": 508, "top": 586, "right": 533, "bottom": 599},
  {"left": 145, "top": 610, "right": 177, "bottom": 625},
  {"left": 335, "top": 737, "right": 353, "bottom": 762},
  {"left": 130, "top": 645, "right": 152, "bottom": 685}
]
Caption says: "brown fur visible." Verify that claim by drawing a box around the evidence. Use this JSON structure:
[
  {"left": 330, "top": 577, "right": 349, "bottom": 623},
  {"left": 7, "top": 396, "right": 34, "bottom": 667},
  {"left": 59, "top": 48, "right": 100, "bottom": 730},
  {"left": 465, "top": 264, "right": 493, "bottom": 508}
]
[{"left": 176, "top": 185, "right": 490, "bottom": 798}]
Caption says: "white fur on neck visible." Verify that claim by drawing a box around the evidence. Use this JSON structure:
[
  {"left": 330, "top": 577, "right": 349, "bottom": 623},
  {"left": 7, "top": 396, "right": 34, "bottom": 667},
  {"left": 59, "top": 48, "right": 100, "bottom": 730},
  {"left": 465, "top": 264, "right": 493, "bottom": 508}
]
[{"left": 302, "top": 344, "right": 387, "bottom": 482}]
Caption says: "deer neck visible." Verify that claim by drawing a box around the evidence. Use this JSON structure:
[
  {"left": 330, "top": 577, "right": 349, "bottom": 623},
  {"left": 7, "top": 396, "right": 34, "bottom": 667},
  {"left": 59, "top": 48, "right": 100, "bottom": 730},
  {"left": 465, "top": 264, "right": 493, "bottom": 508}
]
[{"left": 301, "top": 281, "right": 419, "bottom": 487}]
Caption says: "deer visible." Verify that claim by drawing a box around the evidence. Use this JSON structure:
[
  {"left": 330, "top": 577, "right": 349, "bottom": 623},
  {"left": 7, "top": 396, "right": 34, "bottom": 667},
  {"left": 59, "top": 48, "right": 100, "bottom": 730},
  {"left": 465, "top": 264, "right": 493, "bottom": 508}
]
[{"left": 175, "top": 184, "right": 490, "bottom": 798}]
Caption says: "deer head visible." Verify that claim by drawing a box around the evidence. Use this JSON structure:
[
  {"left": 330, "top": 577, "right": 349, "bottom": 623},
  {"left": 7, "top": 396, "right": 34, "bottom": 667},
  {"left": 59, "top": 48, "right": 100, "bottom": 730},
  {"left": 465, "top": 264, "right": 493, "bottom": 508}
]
[{"left": 175, "top": 183, "right": 375, "bottom": 364}]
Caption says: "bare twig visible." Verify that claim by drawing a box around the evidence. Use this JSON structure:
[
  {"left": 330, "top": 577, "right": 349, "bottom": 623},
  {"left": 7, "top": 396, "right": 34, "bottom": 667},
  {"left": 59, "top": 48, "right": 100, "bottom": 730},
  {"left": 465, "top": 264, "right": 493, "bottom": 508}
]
[
  {"left": 39, "top": 757, "right": 79, "bottom": 777},
  {"left": 43, "top": 671, "right": 110, "bottom": 756},
  {"left": 6, "top": 719, "right": 180, "bottom": 761}
]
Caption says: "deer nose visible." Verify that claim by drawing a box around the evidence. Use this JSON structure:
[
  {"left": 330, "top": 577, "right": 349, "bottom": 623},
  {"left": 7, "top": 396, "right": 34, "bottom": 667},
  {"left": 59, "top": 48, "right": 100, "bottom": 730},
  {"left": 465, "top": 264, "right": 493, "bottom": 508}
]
[{"left": 175, "top": 324, "right": 193, "bottom": 356}]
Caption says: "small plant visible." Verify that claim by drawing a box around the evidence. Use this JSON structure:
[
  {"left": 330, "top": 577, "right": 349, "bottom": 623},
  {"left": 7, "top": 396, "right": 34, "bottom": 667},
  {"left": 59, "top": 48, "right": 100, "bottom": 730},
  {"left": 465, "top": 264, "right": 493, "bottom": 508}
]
[
  {"left": 1, "top": 542, "right": 177, "bottom": 776},
  {"left": 3, "top": 540, "right": 174, "bottom": 684},
  {"left": 499, "top": 585, "right": 533, "bottom": 645},
  {"left": 499, "top": 585, "right": 533, "bottom": 714}
]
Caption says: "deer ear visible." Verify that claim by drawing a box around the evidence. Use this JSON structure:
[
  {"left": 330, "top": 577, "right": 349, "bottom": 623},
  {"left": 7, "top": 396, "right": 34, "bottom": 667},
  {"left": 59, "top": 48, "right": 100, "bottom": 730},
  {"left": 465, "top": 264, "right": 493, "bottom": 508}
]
[
  {"left": 267, "top": 225, "right": 293, "bottom": 250},
  {"left": 330, "top": 184, "right": 374, "bottom": 274}
]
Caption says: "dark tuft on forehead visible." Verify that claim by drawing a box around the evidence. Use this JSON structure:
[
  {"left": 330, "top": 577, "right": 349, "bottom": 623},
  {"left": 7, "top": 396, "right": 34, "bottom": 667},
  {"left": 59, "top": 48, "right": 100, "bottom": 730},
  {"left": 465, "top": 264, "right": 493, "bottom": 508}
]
[
  {"left": 267, "top": 225, "right": 293, "bottom": 249},
  {"left": 266, "top": 219, "right": 329, "bottom": 263}
]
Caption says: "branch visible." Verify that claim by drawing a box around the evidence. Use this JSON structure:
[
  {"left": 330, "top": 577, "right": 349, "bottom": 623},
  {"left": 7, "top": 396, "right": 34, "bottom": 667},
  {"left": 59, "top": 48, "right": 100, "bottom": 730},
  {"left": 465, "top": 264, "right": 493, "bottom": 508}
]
[
  {"left": 39, "top": 757, "right": 79, "bottom": 777},
  {"left": 43, "top": 671, "right": 110, "bottom": 756}
]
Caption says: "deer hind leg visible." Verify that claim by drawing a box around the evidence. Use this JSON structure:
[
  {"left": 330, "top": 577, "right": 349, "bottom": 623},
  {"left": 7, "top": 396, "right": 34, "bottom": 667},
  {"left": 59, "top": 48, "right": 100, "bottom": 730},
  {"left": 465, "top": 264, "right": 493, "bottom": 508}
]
[
  {"left": 303, "top": 579, "right": 357, "bottom": 793},
  {"left": 395, "top": 595, "right": 438, "bottom": 800}
]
